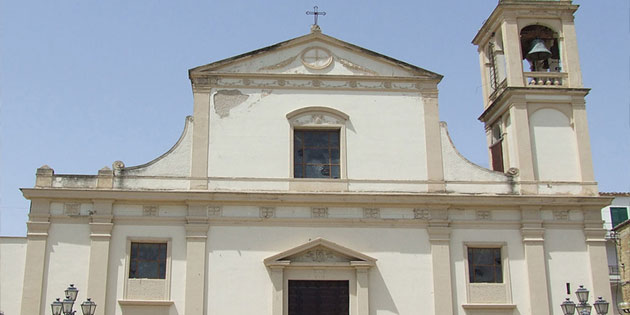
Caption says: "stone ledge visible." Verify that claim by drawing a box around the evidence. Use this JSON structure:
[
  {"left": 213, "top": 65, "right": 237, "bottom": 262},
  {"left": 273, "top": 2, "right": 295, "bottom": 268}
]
[
  {"left": 462, "top": 303, "right": 516, "bottom": 310},
  {"left": 118, "top": 300, "right": 173, "bottom": 306}
]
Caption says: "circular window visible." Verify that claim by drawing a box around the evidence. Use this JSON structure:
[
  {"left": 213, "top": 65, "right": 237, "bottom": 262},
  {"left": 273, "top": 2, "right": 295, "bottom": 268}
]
[{"left": 300, "top": 46, "right": 333, "bottom": 70}]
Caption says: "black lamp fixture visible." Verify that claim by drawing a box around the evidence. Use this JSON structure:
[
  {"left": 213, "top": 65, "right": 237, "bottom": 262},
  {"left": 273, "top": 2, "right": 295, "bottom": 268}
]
[
  {"left": 561, "top": 285, "right": 609, "bottom": 315},
  {"left": 50, "top": 284, "right": 96, "bottom": 315}
]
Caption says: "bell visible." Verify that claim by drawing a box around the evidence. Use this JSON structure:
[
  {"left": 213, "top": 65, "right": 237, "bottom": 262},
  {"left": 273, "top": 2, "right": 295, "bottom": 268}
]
[{"left": 526, "top": 38, "right": 552, "bottom": 61}]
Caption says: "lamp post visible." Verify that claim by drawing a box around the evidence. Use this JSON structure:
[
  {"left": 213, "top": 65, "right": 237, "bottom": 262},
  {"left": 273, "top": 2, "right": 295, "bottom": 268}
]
[
  {"left": 561, "top": 285, "right": 609, "bottom": 315},
  {"left": 50, "top": 284, "right": 97, "bottom": 315}
]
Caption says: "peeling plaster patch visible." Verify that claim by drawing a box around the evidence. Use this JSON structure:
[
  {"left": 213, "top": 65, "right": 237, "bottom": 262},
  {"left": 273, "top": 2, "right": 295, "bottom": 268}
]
[{"left": 214, "top": 89, "right": 249, "bottom": 118}]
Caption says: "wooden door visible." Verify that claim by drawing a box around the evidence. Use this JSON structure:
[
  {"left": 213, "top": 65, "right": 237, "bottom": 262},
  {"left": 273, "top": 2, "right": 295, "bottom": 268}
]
[{"left": 288, "top": 280, "right": 349, "bottom": 315}]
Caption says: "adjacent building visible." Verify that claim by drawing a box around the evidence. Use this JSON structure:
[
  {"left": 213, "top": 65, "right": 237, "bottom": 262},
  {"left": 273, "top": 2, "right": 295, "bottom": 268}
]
[
  {"left": 603, "top": 193, "right": 630, "bottom": 312},
  {"left": 0, "top": 1, "right": 614, "bottom": 315}
]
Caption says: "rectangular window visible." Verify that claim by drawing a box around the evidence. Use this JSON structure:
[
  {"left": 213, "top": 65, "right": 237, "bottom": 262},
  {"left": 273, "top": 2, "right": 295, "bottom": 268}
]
[
  {"left": 611, "top": 207, "right": 629, "bottom": 228},
  {"left": 294, "top": 130, "right": 340, "bottom": 179},
  {"left": 468, "top": 247, "right": 502, "bottom": 283},
  {"left": 129, "top": 242, "right": 167, "bottom": 279}
]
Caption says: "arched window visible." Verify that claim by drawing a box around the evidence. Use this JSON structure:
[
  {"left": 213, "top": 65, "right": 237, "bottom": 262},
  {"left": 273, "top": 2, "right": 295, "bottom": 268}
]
[
  {"left": 286, "top": 107, "right": 349, "bottom": 179},
  {"left": 520, "top": 25, "right": 561, "bottom": 72}
]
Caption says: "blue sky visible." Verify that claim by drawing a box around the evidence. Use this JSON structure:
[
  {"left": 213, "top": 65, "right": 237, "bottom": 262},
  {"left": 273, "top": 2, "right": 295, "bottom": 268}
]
[{"left": 1, "top": 1, "right": 628, "bottom": 236}]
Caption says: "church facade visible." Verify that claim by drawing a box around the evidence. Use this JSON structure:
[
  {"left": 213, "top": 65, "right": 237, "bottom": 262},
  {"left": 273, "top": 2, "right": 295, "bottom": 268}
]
[{"left": 1, "top": 1, "right": 613, "bottom": 315}]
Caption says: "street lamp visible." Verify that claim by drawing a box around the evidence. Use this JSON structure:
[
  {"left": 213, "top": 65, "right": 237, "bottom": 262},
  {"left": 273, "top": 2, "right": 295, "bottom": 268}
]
[
  {"left": 50, "top": 284, "right": 97, "bottom": 315},
  {"left": 561, "top": 285, "right": 609, "bottom": 315}
]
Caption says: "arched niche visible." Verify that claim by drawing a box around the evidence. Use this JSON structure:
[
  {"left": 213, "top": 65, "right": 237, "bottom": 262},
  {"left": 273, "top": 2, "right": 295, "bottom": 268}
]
[{"left": 529, "top": 108, "right": 580, "bottom": 181}]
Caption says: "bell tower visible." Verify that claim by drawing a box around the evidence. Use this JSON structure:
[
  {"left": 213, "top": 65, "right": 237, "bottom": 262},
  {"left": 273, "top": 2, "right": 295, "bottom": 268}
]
[{"left": 472, "top": 0, "right": 596, "bottom": 195}]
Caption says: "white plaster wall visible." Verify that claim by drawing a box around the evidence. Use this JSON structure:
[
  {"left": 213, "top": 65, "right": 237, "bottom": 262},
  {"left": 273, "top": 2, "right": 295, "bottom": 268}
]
[
  {"left": 450, "top": 229, "right": 528, "bottom": 315},
  {"left": 545, "top": 228, "right": 593, "bottom": 315},
  {"left": 42, "top": 223, "right": 91, "bottom": 314},
  {"left": 113, "top": 178, "right": 190, "bottom": 190},
  {"left": 219, "top": 40, "right": 415, "bottom": 77},
  {"left": 440, "top": 122, "right": 510, "bottom": 194},
  {"left": 529, "top": 108, "right": 580, "bottom": 181},
  {"left": 611, "top": 197, "right": 630, "bottom": 207},
  {"left": 206, "top": 226, "right": 433, "bottom": 315},
  {"left": 0, "top": 237, "right": 26, "bottom": 315},
  {"left": 208, "top": 88, "right": 428, "bottom": 182},
  {"left": 107, "top": 225, "right": 187, "bottom": 315}
]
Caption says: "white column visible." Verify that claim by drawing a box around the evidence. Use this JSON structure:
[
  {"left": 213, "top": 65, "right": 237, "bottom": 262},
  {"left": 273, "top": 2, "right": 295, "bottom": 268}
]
[
  {"left": 428, "top": 226, "right": 454, "bottom": 315},
  {"left": 501, "top": 17, "right": 525, "bottom": 87},
  {"left": 583, "top": 207, "right": 613, "bottom": 302},
  {"left": 185, "top": 223, "right": 209, "bottom": 315},
  {"left": 521, "top": 206, "right": 551, "bottom": 315},
  {"left": 87, "top": 200, "right": 114, "bottom": 315},
  {"left": 349, "top": 262, "right": 371, "bottom": 315},
  {"left": 571, "top": 99, "right": 596, "bottom": 185},
  {"left": 509, "top": 102, "right": 538, "bottom": 194},
  {"left": 422, "top": 89, "right": 445, "bottom": 193},
  {"left": 270, "top": 265, "right": 285, "bottom": 315},
  {"left": 190, "top": 91, "right": 210, "bottom": 189},
  {"left": 20, "top": 199, "right": 50, "bottom": 315}
]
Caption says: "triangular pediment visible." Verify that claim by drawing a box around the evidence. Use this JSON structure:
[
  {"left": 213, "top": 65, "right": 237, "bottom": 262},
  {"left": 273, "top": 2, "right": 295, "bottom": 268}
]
[
  {"left": 264, "top": 238, "right": 376, "bottom": 268},
  {"left": 189, "top": 31, "right": 441, "bottom": 80}
]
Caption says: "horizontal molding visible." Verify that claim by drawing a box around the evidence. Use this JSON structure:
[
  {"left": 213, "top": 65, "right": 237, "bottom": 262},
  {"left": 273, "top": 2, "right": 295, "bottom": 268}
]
[
  {"left": 461, "top": 303, "right": 517, "bottom": 310},
  {"left": 118, "top": 300, "right": 173, "bottom": 307},
  {"left": 22, "top": 188, "right": 611, "bottom": 208}
]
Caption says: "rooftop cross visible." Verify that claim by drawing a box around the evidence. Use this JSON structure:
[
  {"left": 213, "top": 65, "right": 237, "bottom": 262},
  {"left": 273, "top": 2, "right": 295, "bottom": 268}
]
[{"left": 306, "top": 6, "right": 326, "bottom": 26}]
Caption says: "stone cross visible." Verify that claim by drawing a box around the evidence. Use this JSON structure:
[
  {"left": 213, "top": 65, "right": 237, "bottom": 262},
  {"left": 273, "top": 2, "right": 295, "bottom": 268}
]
[{"left": 306, "top": 6, "right": 326, "bottom": 25}]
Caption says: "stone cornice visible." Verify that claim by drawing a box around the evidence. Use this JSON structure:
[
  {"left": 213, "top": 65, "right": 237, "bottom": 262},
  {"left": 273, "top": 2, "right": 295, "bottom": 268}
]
[
  {"left": 478, "top": 87, "right": 590, "bottom": 123},
  {"left": 472, "top": 1, "right": 579, "bottom": 46},
  {"left": 21, "top": 188, "right": 612, "bottom": 208},
  {"left": 427, "top": 226, "right": 451, "bottom": 241},
  {"left": 89, "top": 222, "right": 113, "bottom": 239},
  {"left": 26, "top": 221, "right": 50, "bottom": 238},
  {"left": 43, "top": 215, "right": 588, "bottom": 230},
  {"left": 184, "top": 223, "right": 209, "bottom": 239}
]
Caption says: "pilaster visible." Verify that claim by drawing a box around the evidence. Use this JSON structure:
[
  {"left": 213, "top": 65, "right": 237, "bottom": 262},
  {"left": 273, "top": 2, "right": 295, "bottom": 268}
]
[
  {"left": 427, "top": 213, "right": 453, "bottom": 315},
  {"left": 20, "top": 199, "right": 51, "bottom": 315},
  {"left": 355, "top": 266, "right": 370, "bottom": 315},
  {"left": 270, "top": 265, "right": 285, "bottom": 315},
  {"left": 520, "top": 206, "right": 551, "bottom": 315},
  {"left": 190, "top": 92, "right": 210, "bottom": 190},
  {"left": 571, "top": 99, "right": 595, "bottom": 183},
  {"left": 185, "top": 203, "right": 209, "bottom": 315},
  {"left": 509, "top": 102, "right": 537, "bottom": 194},
  {"left": 87, "top": 200, "right": 113, "bottom": 315},
  {"left": 500, "top": 17, "right": 524, "bottom": 87},
  {"left": 560, "top": 16, "right": 583, "bottom": 87},
  {"left": 422, "top": 89, "right": 445, "bottom": 192},
  {"left": 583, "top": 206, "right": 612, "bottom": 302}
]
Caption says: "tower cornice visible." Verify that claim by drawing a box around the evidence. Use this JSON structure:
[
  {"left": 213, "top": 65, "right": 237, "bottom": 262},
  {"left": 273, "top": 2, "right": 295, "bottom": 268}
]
[
  {"left": 472, "top": 1, "right": 579, "bottom": 46},
  {"left": 478, "top": 86, "right": 590, "bottom": 123}
]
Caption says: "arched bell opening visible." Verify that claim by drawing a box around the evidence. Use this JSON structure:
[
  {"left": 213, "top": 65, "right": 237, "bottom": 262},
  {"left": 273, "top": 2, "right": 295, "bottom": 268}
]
[{"left": 520, "top": 25, "right": 560, "bottom": 72}]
